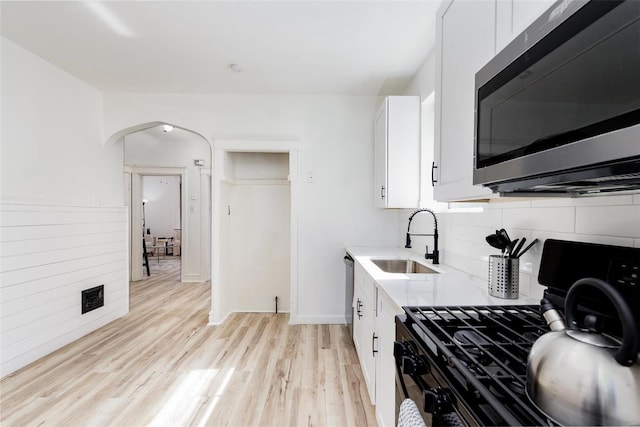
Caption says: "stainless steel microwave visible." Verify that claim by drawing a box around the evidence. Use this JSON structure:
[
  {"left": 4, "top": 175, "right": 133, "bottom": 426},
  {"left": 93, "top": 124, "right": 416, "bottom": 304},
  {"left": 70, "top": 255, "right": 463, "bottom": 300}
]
[{"left": 473, "top": 0, "right": 640, "bottom": 196}]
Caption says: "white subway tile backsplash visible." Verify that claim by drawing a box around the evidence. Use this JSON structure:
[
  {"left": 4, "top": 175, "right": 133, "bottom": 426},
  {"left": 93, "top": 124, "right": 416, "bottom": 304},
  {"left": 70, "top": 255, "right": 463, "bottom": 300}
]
[
  {"left": 529, "top": 197, "right": 575, "bottom": 208},
  {"left": 487, "top": 200, "right": 532, "bottom": 209},
  {"left": 439, "top": 196, "right": 638, "bottom": 297},
  {"left": 529, "top": 283, "right": 545, "bottom": 300},
  {"left": 517, "top": 274, "right": 532, "bottom": 298},
  {"left": 503, "top": 207, "right": 575, "bottom": 232},
  {"left": 572, "top": 194, "right": 635, "bottom": 206},
  {"left": 575, "top": 205, "right": 640, "bottom": 238},
  {"left": 534, "top": 232, "right": 634, "bottom": 249},
  {"left": 446, "top": 209, "right": 502, "bottom": 227},
  {"left": 531, "top": 194, "right": 634, "bottom": 208}
]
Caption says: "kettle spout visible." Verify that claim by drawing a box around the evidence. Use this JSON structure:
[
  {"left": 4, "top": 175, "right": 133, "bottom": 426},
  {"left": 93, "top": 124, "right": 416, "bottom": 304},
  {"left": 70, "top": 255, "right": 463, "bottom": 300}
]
[{"left": 541, "top": 298, "right": 566, "bottom": 331}]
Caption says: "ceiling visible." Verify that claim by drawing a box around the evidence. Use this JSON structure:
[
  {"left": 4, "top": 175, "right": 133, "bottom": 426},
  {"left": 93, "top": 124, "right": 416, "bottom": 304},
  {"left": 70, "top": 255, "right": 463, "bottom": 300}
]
[{"left": 0, "top": 1, "right": 441, "bottom": 96}]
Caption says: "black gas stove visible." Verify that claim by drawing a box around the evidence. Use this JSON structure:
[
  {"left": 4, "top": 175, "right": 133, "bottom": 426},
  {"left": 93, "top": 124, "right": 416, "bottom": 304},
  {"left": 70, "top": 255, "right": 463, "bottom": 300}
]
[
  {"left": 395, "top": 305, "right": 552, "bottom": 426},
  {"left": 394, "top": 240, "right": 640, "bottom": 426}
]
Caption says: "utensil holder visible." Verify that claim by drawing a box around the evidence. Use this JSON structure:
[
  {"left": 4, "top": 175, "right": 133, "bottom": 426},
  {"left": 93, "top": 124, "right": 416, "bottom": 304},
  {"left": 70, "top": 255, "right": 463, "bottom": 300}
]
[{"left": 488, "top": 255, "right": 519, "bottom": 299}]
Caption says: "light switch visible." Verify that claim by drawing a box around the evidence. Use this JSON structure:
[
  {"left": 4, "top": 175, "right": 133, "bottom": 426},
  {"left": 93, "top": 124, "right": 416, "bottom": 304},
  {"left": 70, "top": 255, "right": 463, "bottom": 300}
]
[
  {"left": 191, "top": 193, "right": 197, "bottom": 200},
  {"left": 307, "top": 172, "right": 315, "bottom": 184}
]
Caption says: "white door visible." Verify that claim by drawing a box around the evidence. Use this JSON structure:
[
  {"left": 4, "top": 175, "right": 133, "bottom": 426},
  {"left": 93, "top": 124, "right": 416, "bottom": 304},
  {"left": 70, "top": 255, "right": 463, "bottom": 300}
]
[{"left": 230, "top": 183, "right": 291, "bottom": 312}]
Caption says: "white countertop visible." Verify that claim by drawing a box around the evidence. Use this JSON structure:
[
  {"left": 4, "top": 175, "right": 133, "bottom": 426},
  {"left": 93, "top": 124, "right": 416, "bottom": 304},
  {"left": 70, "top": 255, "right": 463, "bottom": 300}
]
[{"left": 346, "top": 246, "right": 538, "bottom": 309}]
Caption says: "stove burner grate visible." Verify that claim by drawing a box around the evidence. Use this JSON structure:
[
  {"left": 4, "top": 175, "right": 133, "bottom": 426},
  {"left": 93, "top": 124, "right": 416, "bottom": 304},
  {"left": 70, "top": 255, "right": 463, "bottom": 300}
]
[{"left": 405, "top": 305, "right": 553, "bottom": 426}]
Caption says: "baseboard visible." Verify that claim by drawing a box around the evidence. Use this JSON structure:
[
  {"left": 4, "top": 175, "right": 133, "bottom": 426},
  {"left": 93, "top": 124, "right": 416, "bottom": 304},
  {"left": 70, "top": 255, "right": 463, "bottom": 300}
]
[
  {"left": 293, "top": 314, "right": 348, "bottom": 325},
  {"left": 208, "top": 310, "right": 228, "bottom": 326},
  {"left": 181, "top": 273, "right": 206, "bottom": 283}
]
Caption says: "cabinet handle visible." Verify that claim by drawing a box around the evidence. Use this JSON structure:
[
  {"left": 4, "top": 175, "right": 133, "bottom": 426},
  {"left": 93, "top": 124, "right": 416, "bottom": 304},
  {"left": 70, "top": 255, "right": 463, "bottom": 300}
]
[
  {"left": 372, "top": 333, "right": 378, "bottom": 357},
  {"left": 431, "top": 162, "right": 438, "bottom": 186},
  {"left": 381, "top": 185, "right": 385, "bottom": 200},
  {"left": 357, "top": 298, "right": 363, "bottom": 319}
]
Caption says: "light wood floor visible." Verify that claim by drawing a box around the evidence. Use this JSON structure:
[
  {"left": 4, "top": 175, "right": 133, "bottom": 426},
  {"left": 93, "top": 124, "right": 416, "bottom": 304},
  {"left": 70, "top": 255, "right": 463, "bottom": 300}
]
[{"left": 0, "top": 257, "right": 376, "bottom": 426}]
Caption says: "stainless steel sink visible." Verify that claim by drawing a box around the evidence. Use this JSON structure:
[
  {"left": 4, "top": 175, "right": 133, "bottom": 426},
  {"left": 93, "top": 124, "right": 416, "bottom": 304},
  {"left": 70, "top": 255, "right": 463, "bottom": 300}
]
[{"left": 371, "top": 259, "right": 439, "bottom": 274}]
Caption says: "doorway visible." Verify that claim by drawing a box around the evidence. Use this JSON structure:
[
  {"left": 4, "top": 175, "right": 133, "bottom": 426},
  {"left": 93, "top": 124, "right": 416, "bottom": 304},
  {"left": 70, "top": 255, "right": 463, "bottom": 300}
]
[
  {"left": 224, "top": 152, "right": 290, "bottom": 313},
  {"left": 211, "top": 139, "right": 299, "bottom": 325},
  {"left": 123, "top": 124, "right": 212, "bottom": 284},
  {"left": 142, "top": 175, "right": 182, "bottom": 273}
]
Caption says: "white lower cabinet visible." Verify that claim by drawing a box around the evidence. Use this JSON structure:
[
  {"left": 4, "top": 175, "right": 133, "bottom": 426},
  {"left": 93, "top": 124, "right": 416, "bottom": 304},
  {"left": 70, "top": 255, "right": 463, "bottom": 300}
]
[
  {"left": 353, "top": 263, "right": 377, "bottom": 404},
  {"left": 353, "top": 260, "right": 404, "bottom": 426},
  {"left": 375, "top": 289, "right": 403, "bottom": 427}
]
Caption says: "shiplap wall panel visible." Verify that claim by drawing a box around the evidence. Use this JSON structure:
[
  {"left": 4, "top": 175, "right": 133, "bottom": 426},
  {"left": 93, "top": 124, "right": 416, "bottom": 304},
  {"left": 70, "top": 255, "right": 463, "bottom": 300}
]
[
  {"left": 1, "top": 271, "right": 125, "bottom": 331},
  {"left": 1, "top": 232, "right": 124, "bottom": 256},
  {"left": 2, "top": 279, "right": 127, "bottom": 358},
  {"left": 1, "top": 222, "right": 124, "bottom": 241},
  {"left": 1, "top": 241, "right": 125, "bottom": 272},
  {"left": 0, "top": 203, "right": 129, "bottom": 377},
  {"left": 1, "top": 251, "right": 125, "bottom": 287},
  {"left": 0, "top": 260, "right": 123, "bottom": 303}
]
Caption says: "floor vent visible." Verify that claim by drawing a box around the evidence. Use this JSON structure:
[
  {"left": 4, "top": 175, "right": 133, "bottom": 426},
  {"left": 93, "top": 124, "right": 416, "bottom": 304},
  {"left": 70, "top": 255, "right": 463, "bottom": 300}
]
[{"left": 82, "top": 285, "right": 104, "bottom": 314}]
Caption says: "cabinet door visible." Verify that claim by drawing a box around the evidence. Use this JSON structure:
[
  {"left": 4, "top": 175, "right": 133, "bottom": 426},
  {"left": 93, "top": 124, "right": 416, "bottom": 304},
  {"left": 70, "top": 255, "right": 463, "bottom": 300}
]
[
  {"left": 374, "top": 97, "right": 420, "bottom": 208},
  {"left": 434, "top": 0, "right": 495, "bottom": 202},
  {"left": 353, "top": 265, "right": 377, "bottom": 404},
  {"left": 360, "top": 276, "right": 377, "bottom": 404},
  {"left": 375, "top": 292, "right": 403, "bottom": 427},
  {"left": 374, "top": 100, "right": 388, "bottom": 208},
  {"left": 496, "top": 0, "right": 556, "bottom": 52},
  {"left": 352, "top": 263, "right": 367, "bottom": 356}
]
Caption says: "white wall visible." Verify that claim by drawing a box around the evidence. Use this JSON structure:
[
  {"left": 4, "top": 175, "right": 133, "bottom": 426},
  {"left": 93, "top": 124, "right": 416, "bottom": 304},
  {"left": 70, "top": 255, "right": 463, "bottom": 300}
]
[
  {"left": 104, "top": 93, "right": 401, "bottom": 323},
  {"left": 125, "top": 131, "right": 211, "bottom": 281},
  {"left": 0, "top": 38, "right": 123, "bottom": 206},
  {"left": 0, "top": 38, "right": 128, "bottom": 377}
]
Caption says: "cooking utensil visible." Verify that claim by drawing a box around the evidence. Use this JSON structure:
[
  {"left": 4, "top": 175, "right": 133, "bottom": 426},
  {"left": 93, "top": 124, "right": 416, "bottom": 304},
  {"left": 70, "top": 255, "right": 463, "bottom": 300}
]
[
  {"left": 514, "top": 239, "right": 538, "bottom": 258},
  {"left": 506, "top": 238, "right": 519, "bottom": 257},
  {"left": 510, "top": 237, "right": 526, "bottom": 258},
  {"left": 485, "top": 234, "right": 507, "bottom": 253},
  {"left": 496, "top": 231, "right": 511, "bottom": 254},
  {"left": 498, "top": 228, "right": 511, "bottom": 244},
  {"left": 526, "top": 277, "right": 640, "bottom": 426}
]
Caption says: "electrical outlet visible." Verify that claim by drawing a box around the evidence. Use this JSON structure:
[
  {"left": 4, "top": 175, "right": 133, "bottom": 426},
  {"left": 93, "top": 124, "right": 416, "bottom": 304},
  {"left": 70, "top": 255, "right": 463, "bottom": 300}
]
[{"left": 307, "top": 172, "right": 315, "bottom": 184}]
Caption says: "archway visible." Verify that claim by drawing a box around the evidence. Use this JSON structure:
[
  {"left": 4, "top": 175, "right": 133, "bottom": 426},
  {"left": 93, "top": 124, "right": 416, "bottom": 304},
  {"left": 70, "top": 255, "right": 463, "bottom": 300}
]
[{"left": 110, "top": 122, "right": 212, "bottom": 286}]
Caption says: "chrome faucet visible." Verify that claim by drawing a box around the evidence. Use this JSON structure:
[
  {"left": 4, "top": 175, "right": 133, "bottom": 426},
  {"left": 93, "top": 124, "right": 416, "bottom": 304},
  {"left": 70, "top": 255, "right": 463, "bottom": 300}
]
[{"left": 405, "top": 208, "right": 439, "bottom": 264}]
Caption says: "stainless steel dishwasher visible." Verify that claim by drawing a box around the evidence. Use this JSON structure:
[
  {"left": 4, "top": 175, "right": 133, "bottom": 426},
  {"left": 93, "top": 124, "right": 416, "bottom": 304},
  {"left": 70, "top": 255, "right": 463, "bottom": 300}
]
[{"left": 343, "top": 253, "right": 354, "bottom": 341}]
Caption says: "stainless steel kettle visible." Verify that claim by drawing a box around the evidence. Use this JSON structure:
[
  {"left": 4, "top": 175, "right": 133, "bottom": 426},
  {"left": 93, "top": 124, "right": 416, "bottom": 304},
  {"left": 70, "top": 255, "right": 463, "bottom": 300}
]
[{"left": 526, "top": 277, "right": 640, "bottom": 426}]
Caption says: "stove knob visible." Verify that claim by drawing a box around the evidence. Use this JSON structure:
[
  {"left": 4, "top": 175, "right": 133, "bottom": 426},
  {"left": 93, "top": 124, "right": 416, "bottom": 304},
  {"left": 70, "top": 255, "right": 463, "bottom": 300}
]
[
  {"left": 423, "top": 388, "right": 456, "bottom": 414},
  {"left": 402, "top": 354, "right": 429, "bottom": 376},
  {"left": 393, "top": 341, "right": 414, "bottom": 358}
]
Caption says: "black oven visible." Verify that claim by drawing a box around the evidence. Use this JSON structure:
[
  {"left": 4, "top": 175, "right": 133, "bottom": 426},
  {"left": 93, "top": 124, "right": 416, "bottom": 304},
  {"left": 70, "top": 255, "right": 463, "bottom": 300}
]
[{"left": 473, "top": 0, "right": 640, "bottom": 196}]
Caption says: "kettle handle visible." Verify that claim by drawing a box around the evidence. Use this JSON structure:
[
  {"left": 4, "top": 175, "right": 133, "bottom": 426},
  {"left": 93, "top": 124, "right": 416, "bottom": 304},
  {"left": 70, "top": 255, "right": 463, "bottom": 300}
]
[{"left": 565, "top": 277, "right": 639, "bottom": 366}]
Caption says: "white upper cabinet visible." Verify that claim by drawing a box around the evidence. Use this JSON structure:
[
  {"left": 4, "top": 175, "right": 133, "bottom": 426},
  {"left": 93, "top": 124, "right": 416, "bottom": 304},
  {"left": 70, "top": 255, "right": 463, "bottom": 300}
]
[
  {"left": 374, "top": 96, "right": 421, "bottom": 208},
  {"left": 433, "top": 0, "right": 496, "bottom": 202},
  {"left": 496, "top": 0, "right": 557, "bottom": 52}
]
